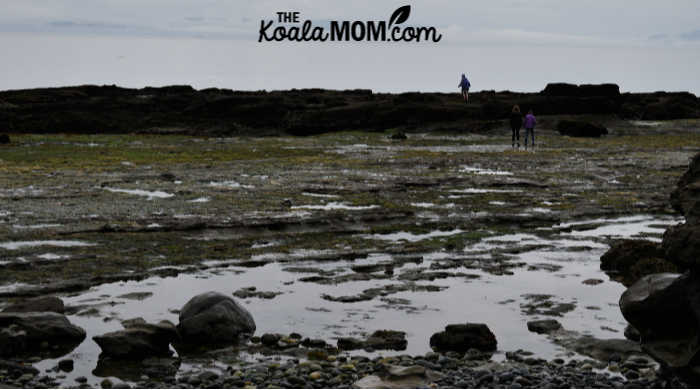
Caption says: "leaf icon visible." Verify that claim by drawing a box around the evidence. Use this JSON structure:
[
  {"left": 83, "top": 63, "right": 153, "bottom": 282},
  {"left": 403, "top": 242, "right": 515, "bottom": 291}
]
[{"left": 389, "top": 5, "right": 411, "bottom": 26}]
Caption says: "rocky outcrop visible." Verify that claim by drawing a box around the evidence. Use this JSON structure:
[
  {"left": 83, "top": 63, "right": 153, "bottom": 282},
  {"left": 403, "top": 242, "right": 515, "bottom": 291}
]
[
  {"left": 176, "top": 291, "right": 255, "bottom": 346},
  {"left": 600, "top": 240, "right": 676, "bottom": 286},
  {"left": 93, "top": 318, "right": 179, "bottom": 358},
  {"left": 0, "top": 84, "right": 696, "bottom": 136},
  {"left": 2, "top": 296, "right": 65, "bottom": 314},
  {"left": 429, "top": 323, "right": 497, "bottom": 353},
  {"left": 557, "top": 120, "right": 608, "bottom": 138},
  {"left": 0, "top": 312, "right": 85, "bottom": 357}
]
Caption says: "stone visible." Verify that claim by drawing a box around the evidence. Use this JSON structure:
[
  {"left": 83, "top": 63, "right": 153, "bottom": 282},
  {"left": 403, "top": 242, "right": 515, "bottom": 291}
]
[
  {"left": 101, "top": 378, "right": 113, "bottom": 388},
  {"left": 600, "top": 240, "right": 672, "bottom": 286},
  {"left": 0, "top": 312, "right": 85, "bottom": 357},
  {"left": 176, "top": 291, "right": 255, "bottom": 345},
  {"left": 260, "top": 333, "right": 281, "bottom": 347},
  {"left": 0, "top": 134, "right": 9, "bottom": 144},
  {"left": 93, "top": 320, "right": 179, "bottom": 358},
  {"left": 527, "top": 319, "right": 562, "bottom": 334},
  {"left": 2, "top": 297, "right": 65, "bottom": 314},
  {"left": 662, "top": 223, "right": 700, "bottom": 272},
  {"left": 670, "top": 152, "right": 700, "bottom": 223},
  {"left": 620, "top": 272, "right": 700, "bottom": 371},
  {"left": 429, "top": 323, "right": 497, "bottom": 353},
  {"left": 58, "top": 358, "right": 74, "bottom": 372}
]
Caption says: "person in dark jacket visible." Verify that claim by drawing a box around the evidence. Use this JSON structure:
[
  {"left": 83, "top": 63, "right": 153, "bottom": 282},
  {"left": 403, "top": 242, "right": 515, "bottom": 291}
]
[
  {"left": 458, "top": 74, "right": 470, "bottom": 103},
  {"left": 509, "top": 105, "right": 522, "bottom": 148}
]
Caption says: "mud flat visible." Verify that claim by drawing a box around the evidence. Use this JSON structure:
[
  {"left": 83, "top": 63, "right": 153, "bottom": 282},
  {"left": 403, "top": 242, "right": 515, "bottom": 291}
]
[{"left": 0, "top": 119, "right": 699, "bottom": 387}]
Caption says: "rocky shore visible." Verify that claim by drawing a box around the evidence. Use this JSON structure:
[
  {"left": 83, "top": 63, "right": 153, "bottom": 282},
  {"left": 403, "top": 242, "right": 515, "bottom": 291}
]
[{"left": 0, "top": 83, "right": 698, "bottom": 136}]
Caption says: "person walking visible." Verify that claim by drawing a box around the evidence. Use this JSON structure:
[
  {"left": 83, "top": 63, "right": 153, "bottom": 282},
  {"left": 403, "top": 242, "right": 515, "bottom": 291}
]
[
  {"left": 458, "top": 74, "right": 470, "bottom": 103},
  {"left": 510, "top": 105, "right": 522, "bottom": 148},
  {"left": 523, "top": 109, "right": 537, "bottom": 150}
]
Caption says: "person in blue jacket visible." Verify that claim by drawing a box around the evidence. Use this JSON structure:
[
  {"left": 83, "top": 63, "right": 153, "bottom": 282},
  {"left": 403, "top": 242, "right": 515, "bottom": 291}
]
[{"left": 458, "top": 74, "right": 470, "bottom": 103}]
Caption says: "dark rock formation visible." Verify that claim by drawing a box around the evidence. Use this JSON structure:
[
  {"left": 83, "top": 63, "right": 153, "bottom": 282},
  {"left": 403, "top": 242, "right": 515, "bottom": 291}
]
[
  {"left": 557, "top": 120, "right": 608, "bottom": 137},
  {"left": 0, "top": 312, "right": 85, "bottom": 357},
  {"left": 337, "top": 330, "right": 407, "bottom": 351},
  {"left": 2, "top": 296, "right": 65, "bottom": 314},
  {"left": 0, "top": 84, "right": 696, "bottom": 136},
  {"left": 670, "top": 152, "right": 700, "bottom": 223},
  {"left": 429, "top": 323, "right": 497, "bottom": 353},
  {"left": 0, "top": 134, "right": 9, "bottom": 144},
  {"left": 527, "top": 319, "right": 562, "bottom": 334},
  {"left": 600, "top": 240, "right": 676, "bottom": 286},
  {"left": 176, "top": 291, "right": 255, "bottom": 346},
  {"left": 93, "top": 318, "right": 179, "bottom": 358},
  {"left": 619, "top": 272, "right": 700, "bottom": 376}
]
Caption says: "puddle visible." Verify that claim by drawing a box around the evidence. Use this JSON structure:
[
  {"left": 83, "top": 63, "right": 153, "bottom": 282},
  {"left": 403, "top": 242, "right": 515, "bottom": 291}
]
[
  {"left": 291, "top": 202, "right": 379, "bottom": 211},
  {"left": 302, "top": 192, "right": 341, "bottom": 199},
  {"left": 36, "top": 253, "right": 69, "bottom": 260},
  {"left": 367, "top": 229, "right": 464, "bottom": 243},
  {"left": 12, "top": 224, "right": 63, "bottom": 230},
  {"left": 450, "top": 188, "right": 522, "bottom": 194},
  {"left": 460, "top": 166, "right": 513, "bottom": 176},
  {"left": 629, "top": 121, "right": 662, "bottom": 127},
  {"left": 187, "top": 197, "right": 210, "bottom": 203},
  {"left": 103, "top": 187, "right": 174, "bottom": 200},
  {"left": 0, "top": 240, "right": 95, "bottom": 250},
  {"left": 208, "top": 181, "right": 254, "bottom": 189}
]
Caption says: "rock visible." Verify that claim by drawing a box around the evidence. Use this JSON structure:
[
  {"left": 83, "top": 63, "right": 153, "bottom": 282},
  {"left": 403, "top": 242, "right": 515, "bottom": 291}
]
[
  {"left": 159, "top": 172, "right": 177, "bottom": 181},
  {"left": 387, "top": 365, "right": 425, "bottom": 377},
  {"left": 93, "top": 319, "right": 179, "bottom": 358},
  {"left": 557, "top": 120, "right": 608, "bottom": 137},
  {"left": 0, "top": 134, "right": 9, "bottom": 144},
  {"left": 662, "top": 223, "right": 700, "bottom": 272},
  {"left": 670, "top": 152, "right": 700, "bottom": 222},
  {"left": 624, "top": 325, "right": 641, "bottom": 342},
  {"left": 2, "top": 296, "right": 65, "bottom": 314},
  {"left": 101, "top": 378, "right": 113, "bottom": 388},
  {"left": 527, "top": 319, "right": 562, "bottom": 334},
  {"left": 260, "top": 333, "right": 281, "bottom": 346},
  {"left": 542, "top": 83, "right": 620, "bottom": 97},
  {"left": 429, "top": 323, "right": 497, "bottom": 353},
  {"left": 233, "top": 287, "right": 282, "bottom": 300},
  {"left": 561, "top": 336, "right": 643, "bottom": 362},
  {"left": 389, "top": 132, "right": 407, "bottom": 140},
  {"left": 75, "top": 376, "right": 88, "bottom": 384},
  {"left": 354, "top": 364, "right": 442, "bottom": 389},
  {"left": 337, "top": 330, "right": 407, "bottom": 351},
  {"left": 116, "top": 292, "right": 153, "bottom": 301},
  {"left": 58, "top": 358, "right": 74, "bottom": 372},
  {"left": 620, "top": 272, "right": 700, "bottom": 371},
  {"left": 0, "top": 312, "right": 85, "bottom": 357},
  {"left": 600, "top": 240, "right": 673, "bottom": 286},
  {"left": 582, "top": 279, "right": 603, "bottom": 285},
  {"left": 93, "top": 356, "right": 180, "bottom": 381},
  {"left": 337, "top": 337, "right": 364, "bottom": 350},
  {"left": 176, "top": 291, "right": 255, "bottom": 345},
  {"left": 309, "top": 371, "right": 321, "bottom": 380}
]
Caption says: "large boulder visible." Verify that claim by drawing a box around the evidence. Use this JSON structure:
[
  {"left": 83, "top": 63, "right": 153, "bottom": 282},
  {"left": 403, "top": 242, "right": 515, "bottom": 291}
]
[
  {"left": 0, "top": 312, "right": 86, "bottom": 357},
  {"left": 600, "top": 239, "right": 675, "bottom": 286},
  {"left": 662, "top": 224, "right": 700, "bottom": 273},
  {"left": 429, "top": 323, "right": 497, "bottom": 353},
  {"left": 2, "top": 296, "right": 65, "bottom": 314},
  {"left": 557, "top": 120, "right": 608, "bottom": 138},
  {"left": 176, "top": 291, "right": 255, "bottom": 346},
  {"left": 620, "top": 272, "right": 700, "bottom": 374},
  {"left": 93, "top": 318, "right": 179, "bottom": 358}
]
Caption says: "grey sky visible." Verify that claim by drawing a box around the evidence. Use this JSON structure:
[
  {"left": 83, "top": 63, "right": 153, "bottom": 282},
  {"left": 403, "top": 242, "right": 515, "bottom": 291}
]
[
  {"left": 1, "top": 1, "right": 700, "bottom": 93},
  {"left": 2, "top": 0, "right": 699, "bottom": 45}
]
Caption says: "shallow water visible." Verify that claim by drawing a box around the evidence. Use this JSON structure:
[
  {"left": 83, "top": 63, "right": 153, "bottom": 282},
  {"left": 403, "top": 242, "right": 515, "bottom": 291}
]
[
  {"left": 0, "top": 240, "right": 95, "bottom": 250},
  {"left": 13, "top": 214, "right": 683, "bottom": 385},
  {"left": 103, "top": 187, "right": 174, "bottom": 200}
]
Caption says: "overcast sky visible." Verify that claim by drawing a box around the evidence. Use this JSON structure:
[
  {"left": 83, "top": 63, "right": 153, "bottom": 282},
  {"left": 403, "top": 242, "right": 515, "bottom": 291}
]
[{"left": 2, "top": 1, "right": 700, "bottom": 93}]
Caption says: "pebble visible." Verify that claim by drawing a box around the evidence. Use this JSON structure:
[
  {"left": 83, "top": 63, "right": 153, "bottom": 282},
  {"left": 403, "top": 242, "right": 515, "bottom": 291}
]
[{"left": 309, "top": 371, "right": 322, "bottom": 380}]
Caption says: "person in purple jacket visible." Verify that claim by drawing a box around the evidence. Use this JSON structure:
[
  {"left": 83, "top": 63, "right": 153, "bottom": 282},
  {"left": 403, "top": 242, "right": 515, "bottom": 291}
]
[
  {"left": 458, "top": 74, "right": 470, "bottom": 103},
  {"left": 523, "top": 109, "right": 537, "bottom": 149}
]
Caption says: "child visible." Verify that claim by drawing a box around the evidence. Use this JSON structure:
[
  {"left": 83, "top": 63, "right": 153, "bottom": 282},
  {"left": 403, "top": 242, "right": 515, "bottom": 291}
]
[
  {"left": 523, "top": 109, "right": 536, "bottom": 149},
  {"left": 458, "top": 74, "right": 470, "bottom": 103}
]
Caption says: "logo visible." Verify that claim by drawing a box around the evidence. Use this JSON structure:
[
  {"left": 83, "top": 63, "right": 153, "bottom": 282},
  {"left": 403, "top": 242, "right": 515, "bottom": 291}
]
[{"left": 258, "top": 6, "right": 442, "bottom": 43}]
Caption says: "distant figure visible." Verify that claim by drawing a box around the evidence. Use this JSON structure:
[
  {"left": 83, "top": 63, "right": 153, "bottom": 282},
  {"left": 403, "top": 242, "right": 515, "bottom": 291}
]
[
  {"left": 458, "top": 74, "right": 470, "bottom": 103},
  {"left": 509, "top": 105, "right": 522, "bottom": 148},
  {"left": 523, "top": 109, "right": 537, "bottom": 149}
]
